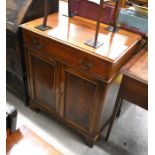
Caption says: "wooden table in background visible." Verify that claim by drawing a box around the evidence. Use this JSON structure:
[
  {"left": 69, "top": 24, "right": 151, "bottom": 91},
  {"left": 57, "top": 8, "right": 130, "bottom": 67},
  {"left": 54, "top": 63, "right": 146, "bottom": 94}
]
[
  {"left": 119, "top": 46, "right": 148, "bottom": 109},
  {"left": 6, "top": 126, "right": 63, "bottom": 155},
  {"left": 106, "top": 46, "right": 148, "bottom": 140}
]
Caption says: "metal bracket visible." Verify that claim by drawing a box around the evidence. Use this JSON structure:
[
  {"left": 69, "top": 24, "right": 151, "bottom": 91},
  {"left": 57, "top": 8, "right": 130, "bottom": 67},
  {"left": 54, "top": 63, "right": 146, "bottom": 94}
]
[
  {"left": 105, "top": 26, "right": 119, "bottom": 32},
  {"left": 84, "top": 39, "right": 103, "bottom": 49},
  {"left": 35, "top": 25, "right": 52, "bottom": 31}
]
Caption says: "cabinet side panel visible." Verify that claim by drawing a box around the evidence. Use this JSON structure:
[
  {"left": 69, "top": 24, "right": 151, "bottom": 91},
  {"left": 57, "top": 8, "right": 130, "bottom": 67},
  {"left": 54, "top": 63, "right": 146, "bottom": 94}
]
[{"left": 98, "top": 74, "right": 122, "bottom": 131}]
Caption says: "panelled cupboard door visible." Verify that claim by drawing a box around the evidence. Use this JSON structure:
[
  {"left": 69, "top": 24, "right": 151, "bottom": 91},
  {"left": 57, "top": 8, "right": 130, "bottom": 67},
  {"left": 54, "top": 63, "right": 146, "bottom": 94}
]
[
  {"left": 25, "top": 48, "right": 59, "bottom": 114},
  {"left": 60, "top": 65, "right": 105, "bottom": 134}
]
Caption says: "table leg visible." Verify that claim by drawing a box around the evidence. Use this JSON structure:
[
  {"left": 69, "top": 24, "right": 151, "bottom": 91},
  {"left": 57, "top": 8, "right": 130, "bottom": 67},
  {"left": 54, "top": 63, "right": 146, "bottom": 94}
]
[
  {"left": 116, "top": 100, "right": 123, "bottom": 118},
  {"left": 105, "top": 96, "right": 123, "bottom": 141}
]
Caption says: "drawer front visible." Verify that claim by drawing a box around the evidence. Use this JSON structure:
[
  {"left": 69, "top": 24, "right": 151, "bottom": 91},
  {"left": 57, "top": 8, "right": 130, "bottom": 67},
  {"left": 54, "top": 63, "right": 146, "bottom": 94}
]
[{"left": 23, "top": 30, "right": 110, "bottom": 80}]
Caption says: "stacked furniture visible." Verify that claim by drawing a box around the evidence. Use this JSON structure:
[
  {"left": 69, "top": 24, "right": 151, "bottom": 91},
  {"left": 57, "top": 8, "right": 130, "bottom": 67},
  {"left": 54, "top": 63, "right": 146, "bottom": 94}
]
[
  {"left": 68, "top": 0, "right": 116, "bottom": 25},
  {"left": 6, "top": 0, "right": 58, "bottom": 103},
  {"left": 68, "top": 0, "right": 148, "bottom": 38}
]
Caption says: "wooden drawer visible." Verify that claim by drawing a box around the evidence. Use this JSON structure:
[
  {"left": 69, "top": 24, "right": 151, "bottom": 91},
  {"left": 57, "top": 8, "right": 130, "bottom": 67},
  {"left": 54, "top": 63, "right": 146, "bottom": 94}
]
[{"left": 23, "top": 30, "right": 111, "bottom": 80}]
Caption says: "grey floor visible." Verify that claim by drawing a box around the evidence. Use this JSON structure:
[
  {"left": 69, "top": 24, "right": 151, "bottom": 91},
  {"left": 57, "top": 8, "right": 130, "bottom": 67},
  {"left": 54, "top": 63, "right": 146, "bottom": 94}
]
[{"left": 6, "top": 91, "right": 148, "bottom": 155}]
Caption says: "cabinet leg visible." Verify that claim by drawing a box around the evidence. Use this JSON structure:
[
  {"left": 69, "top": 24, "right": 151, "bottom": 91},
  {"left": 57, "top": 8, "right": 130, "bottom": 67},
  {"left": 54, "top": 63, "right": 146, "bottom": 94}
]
[
  {"left": 83, "top": 136, "right": 95, "bottom": 148},
  {"left": 23, "top": 96, "right": 29, "bottom": 106},
  {"left": 30, "top": 106, "right": 40, "bottom": 113},
  {"left": 105, "top": 97, "right": 123, "bottom": 141}
]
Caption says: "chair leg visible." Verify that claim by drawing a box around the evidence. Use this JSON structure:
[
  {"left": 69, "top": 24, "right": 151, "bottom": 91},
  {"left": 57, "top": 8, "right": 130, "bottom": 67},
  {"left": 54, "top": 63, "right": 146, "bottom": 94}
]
[{"left": 105, "top": 97, "right": 123, "bottom": 141}]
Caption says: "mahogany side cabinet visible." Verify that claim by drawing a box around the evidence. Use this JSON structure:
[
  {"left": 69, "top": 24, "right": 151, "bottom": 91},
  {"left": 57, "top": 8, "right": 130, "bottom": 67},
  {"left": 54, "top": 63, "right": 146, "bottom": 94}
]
[{"left": 21, "top": 13, "right": 141, "bottom": 147}]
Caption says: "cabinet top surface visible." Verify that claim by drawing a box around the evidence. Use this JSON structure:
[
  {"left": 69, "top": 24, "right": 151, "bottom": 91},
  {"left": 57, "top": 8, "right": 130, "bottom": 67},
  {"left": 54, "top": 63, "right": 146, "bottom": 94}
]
[
  {"left": 21, "top": 12, "right": 141, "bottom": 63},
  {"left": 121, "top": 46, "right": 148, "bottom": 84}
]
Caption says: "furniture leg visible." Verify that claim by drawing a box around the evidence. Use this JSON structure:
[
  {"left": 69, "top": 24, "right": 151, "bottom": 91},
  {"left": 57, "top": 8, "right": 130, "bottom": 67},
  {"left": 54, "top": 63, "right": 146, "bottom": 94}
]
[
  {"left": 105, "top": 97, "right": 123, "bottom": 141},
  {"left": 83, "top": 136, "right": 95, "bottom": 148},
  {"left": 30, "top": 106, "right": 40, "bottom": 113},
  {"left": 116, "top": 100, "right": 123, "bottom": 118}
]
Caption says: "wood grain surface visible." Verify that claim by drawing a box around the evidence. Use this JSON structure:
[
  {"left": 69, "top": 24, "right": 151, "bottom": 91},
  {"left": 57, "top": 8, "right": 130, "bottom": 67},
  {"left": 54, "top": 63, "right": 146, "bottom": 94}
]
[
  {"left": 20, "top": 12, "right": 141, "bottom": 63},
  {"left": 121, "top": 46, "right": 148, "bottom": 84},
  {"left": 6, "top": 125, "right": 63, "bottom": 155}
]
